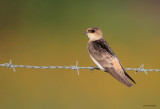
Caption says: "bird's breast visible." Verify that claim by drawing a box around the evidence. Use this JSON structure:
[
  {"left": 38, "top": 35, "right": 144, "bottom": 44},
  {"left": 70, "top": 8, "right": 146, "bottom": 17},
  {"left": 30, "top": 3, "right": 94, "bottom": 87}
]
[{"left": 89, "top": 55, "right": 105, "bottom": 71}]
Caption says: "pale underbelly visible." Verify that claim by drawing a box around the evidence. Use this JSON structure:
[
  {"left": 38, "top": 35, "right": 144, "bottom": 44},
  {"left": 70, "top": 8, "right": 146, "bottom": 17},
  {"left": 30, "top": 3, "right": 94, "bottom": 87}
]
[{"left": 89, "top": 55, "right": 105, "bottom": 71}]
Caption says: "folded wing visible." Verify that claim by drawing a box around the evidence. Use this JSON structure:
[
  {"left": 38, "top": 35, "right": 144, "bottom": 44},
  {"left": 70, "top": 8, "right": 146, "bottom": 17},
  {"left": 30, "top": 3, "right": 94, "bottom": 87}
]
[{"left": 88, "top": 39, "right": 135, "bottom": 87}]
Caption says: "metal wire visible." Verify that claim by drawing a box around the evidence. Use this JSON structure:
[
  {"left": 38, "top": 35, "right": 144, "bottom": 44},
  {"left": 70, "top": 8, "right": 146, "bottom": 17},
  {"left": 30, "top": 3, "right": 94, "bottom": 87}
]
[{"left": 0, "top": 60, "right": 160, "bottom": 75}]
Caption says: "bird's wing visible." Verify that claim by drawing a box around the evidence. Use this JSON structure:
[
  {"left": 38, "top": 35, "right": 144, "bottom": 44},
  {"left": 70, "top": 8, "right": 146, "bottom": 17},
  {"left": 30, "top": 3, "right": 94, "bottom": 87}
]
[{"left": 88, "top": 39, "right": 134, "bottom": 87}]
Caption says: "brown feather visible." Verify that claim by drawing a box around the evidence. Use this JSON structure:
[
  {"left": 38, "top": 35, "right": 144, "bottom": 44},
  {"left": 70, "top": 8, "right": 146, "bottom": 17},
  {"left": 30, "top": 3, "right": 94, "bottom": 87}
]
[{"left": 88, "top": 38, "right": 135, "bottom": 87}]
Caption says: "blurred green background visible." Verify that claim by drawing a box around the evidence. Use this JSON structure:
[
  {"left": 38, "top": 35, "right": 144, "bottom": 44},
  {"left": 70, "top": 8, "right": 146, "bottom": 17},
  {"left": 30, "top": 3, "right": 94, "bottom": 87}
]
[{"left": 0, "top": 0, "right": 160, "bottom": 109}]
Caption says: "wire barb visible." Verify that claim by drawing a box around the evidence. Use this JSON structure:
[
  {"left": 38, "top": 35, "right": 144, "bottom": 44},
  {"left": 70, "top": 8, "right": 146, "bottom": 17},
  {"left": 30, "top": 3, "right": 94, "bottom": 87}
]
[
  {"left": 76, "top": 61, "right": 79, "bottom": 76},
  {"left": 0, "top": 60, "right": 160, "bottom": 75},
  {"left": 7, "top": 60, "right": 16, "bottom": 72},
  {"left": 135, "top": 64, "right": 148, "bottom": 75}
]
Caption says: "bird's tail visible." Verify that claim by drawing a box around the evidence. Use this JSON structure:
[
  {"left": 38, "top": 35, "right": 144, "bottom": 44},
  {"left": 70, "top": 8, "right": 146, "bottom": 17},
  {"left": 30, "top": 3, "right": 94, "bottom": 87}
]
[
  {"left": 109, "top": 69, "right": 133, "bottom": 87},
  {"left": 105, "top": 67, "right": 133, "bottom": 87},
  {"left": 123, "top": 70, "right": 136, "bottom": 84},
  {"left": 120, "top": 65, "right": 136, "bottom": 84}
]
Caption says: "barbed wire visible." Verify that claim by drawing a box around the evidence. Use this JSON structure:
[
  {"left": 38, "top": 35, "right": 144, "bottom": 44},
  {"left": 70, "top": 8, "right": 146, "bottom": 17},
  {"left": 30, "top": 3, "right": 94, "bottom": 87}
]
[{"left": 0, "top": 60, "right": 160, "bottom": 76}]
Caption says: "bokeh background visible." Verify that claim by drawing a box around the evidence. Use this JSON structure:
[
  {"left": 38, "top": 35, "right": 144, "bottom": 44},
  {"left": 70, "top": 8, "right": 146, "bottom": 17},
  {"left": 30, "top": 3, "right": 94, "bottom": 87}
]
[{"left": 0, "top": 0, "right": 160, "bottom": 109}]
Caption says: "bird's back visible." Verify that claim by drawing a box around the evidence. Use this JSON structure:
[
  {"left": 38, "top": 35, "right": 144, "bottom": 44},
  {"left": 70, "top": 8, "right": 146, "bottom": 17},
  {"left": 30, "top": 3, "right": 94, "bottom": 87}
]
[{"left": 87, "top": 38, "right": 135, "bottom": 87}]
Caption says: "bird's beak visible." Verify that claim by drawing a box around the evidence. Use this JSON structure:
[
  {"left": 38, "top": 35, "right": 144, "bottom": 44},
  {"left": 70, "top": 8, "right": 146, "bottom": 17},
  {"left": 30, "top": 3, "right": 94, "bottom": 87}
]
[{"left": 84, "top": 32, "right": 88, "bottom": 34}]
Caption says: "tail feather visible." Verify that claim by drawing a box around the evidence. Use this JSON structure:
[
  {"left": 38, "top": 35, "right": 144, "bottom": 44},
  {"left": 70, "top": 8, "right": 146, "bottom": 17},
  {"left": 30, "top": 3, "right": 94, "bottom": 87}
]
[
  {"left": 124, "top": 70, "right": 136, "bottom": 84},
  {"left": 120, "top": 64, "right": 136, "bottom": 84},
  {"left": 105, "top": 67, "right": 133, "bottom": 87}
]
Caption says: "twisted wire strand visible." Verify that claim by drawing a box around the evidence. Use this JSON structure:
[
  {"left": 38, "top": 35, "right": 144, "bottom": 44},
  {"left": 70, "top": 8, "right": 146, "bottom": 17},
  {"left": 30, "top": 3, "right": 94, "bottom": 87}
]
[{"left": 0, "top": 60, "right": 160, "bottom": 75}]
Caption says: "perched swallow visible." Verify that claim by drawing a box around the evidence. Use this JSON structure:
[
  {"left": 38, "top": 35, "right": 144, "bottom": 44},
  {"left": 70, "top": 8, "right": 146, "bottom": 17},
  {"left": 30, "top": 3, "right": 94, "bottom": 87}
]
[{"left": 84, "top": 27, "right": 136, "bottom": 87}]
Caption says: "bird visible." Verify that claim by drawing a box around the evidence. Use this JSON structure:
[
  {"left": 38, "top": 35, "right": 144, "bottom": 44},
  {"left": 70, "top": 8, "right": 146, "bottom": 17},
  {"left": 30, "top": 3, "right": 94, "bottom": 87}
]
[{"left": 84, "top": 27, "right": 136, "bottom": 87}]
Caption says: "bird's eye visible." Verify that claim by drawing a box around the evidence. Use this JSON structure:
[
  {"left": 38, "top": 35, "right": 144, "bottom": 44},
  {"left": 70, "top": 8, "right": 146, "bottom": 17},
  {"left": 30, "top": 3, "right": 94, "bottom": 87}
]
[{"left": 89, "top": 30, "right": 95, "bottom": 33}]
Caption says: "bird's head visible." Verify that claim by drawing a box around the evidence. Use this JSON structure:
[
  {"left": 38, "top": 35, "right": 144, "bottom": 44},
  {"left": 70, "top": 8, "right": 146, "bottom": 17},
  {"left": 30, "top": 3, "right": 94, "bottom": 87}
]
[{"left": 84, "top": 27, "right": 103, "bottom": 40}]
